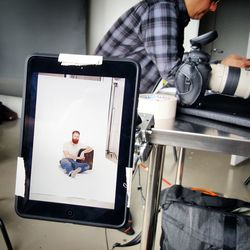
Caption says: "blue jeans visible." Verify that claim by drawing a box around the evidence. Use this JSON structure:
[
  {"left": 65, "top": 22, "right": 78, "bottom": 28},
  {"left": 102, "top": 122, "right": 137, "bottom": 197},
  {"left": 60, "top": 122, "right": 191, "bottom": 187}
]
[{"left": 60, "top": 158, "right": 90, "bottom": 175}]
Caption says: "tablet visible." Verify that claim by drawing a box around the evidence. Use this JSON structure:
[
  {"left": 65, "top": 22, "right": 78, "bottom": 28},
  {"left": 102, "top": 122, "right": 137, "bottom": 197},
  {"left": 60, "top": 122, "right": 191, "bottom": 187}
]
[{"left": 15, "top": 54, "right": 140, "bottom": 228}]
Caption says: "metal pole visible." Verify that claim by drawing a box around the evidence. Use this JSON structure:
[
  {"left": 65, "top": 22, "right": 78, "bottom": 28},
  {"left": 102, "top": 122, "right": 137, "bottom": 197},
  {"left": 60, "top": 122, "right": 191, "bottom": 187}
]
[
  {"left": 175, "top": 147, "right": 186, "bottom": 185},
  {"left": 0, "top": 218, "right": 13, "bottom": 250},
  {"left": 140, "top": 144, "right": 166, "bottom": 250}
]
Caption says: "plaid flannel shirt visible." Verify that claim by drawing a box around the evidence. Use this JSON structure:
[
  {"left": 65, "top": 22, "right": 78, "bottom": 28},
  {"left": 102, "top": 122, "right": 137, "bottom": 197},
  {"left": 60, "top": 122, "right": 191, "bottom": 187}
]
[{"left": 95, "top": 0, "right": 190, "bottom": 93}]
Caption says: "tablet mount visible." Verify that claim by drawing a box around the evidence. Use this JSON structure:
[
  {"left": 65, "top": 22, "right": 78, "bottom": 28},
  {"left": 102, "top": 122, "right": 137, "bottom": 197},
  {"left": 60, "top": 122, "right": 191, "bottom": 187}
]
[
  {"left": 112, "top": 113, "right": 154, "bottom": 249},
  {"left": 134, "top": 113, "right": 154, "bottom": 165}
]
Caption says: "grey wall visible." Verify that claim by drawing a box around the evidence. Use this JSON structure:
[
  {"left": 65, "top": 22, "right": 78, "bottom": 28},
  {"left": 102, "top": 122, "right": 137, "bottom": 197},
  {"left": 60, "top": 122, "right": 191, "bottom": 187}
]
[
  {"left": 0, "top": 0, "right": 88, "bottom": 97},
  {"left": 87, "top": 0, "right": 140, "bottom": 54},
  {"left": 199, "top": 0, "right": 250, "bottom": 61}
]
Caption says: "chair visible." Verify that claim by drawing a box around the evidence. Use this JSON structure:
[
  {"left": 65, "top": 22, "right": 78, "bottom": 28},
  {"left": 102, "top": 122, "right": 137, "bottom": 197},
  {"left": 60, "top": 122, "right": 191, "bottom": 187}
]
[
  {"left": 0, "top": 218, "right": 13, "bottom": 250},
  {"left": 77, "top": 148, "right": 94, "bottom": 170}
]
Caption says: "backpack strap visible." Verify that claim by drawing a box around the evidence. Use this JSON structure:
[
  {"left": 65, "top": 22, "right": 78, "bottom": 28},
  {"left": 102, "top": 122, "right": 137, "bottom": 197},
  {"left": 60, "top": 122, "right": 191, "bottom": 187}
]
[
  {"left": 161, "top": 185, "right": 250, "bottom": 211},
  {"left": 223, "top": 215, "right": 237, "bottom": 250}
]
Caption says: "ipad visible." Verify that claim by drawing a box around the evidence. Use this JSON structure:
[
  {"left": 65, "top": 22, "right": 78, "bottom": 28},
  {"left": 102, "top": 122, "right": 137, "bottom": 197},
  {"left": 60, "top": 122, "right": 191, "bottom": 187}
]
[{"left": 15, "top": 54, "right": 140, "bottom": 228}]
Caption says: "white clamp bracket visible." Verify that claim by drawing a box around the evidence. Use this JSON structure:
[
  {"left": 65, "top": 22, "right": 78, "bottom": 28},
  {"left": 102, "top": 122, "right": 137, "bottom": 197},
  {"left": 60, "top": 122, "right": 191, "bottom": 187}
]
[{"left": 58, "top": 53, "right": 103, "bottom": 66}]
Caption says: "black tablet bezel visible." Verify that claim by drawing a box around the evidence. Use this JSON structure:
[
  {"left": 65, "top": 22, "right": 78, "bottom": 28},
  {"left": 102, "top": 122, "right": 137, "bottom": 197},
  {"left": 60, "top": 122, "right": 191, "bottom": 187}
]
[{"left": 15, "top": 54, "right": 140, "bottom": 228}]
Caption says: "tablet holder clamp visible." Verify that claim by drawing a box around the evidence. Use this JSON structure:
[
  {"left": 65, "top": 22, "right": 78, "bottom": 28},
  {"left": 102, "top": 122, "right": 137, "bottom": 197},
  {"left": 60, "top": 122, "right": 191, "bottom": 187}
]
[{"left": 134, "top": 113, "right": 154, "bottom": 166}]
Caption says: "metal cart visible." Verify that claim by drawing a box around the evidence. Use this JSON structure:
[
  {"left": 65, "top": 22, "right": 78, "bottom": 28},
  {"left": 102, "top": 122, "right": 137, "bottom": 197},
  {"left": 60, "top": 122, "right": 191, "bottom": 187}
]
[{"left": 140, "top": 114, "right": 250, "bottom": 250}]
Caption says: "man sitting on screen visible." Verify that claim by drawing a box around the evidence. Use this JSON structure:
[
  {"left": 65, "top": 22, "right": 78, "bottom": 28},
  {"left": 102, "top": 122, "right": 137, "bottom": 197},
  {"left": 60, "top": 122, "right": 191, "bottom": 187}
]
[{"left": 60, "top": 130, "right": 93, "bottom": 178}]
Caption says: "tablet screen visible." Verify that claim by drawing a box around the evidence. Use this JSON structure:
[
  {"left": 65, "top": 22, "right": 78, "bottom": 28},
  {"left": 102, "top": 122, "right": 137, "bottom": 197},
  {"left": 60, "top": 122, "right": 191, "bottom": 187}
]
[
  {"left": 30, "top": 72, "right": 125, "bottom": 209},
  {"left": 16, "top": 55, "right": 140, "bottom": 227}
]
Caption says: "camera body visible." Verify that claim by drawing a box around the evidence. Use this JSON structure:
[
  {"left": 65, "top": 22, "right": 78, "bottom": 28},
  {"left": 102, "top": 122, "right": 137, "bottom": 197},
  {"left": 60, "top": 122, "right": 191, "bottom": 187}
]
[
  {"left": 175, "top": 31, "right": 217, "bottom": 107},
  {"left": 176, "top": 30, "right": 250, "bottom": 107}
]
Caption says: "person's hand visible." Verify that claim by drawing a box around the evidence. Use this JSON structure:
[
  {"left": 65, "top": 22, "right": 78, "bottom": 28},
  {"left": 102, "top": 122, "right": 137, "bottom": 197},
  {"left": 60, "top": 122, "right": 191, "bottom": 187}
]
[
  {"left": 221, "top": 54, "right": 250, "bottom": 68},
  {"left": 84, "top": 147, "right": 93, "bottom": 153},
  {"left": 79, "top": 151, "right": 85, "bottom": 160}
]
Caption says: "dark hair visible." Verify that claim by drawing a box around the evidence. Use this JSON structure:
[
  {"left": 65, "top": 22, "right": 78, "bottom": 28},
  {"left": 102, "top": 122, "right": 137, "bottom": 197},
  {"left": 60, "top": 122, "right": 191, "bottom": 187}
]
[{"left": 72, "top": 130, "right": 80, "bottom": 135}]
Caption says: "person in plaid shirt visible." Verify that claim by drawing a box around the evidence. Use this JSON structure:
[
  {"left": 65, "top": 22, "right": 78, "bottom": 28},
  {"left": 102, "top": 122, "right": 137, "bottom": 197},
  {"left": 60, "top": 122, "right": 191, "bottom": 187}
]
[
  {"left": 95, "top": 0, "right": 250, "bottom": 93},
  {"left": 95, "top": 0, "right": 250, "bottom": 235}
]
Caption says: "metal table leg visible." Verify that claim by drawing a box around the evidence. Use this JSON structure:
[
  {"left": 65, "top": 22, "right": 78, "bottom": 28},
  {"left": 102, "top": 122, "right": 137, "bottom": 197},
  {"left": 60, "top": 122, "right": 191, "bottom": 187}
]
[
  {"left": 140, "top": 144, "right": 166, "bottom": 250},
  {"left": 175, "top": 148, "right": 186, "bottom": 185}
]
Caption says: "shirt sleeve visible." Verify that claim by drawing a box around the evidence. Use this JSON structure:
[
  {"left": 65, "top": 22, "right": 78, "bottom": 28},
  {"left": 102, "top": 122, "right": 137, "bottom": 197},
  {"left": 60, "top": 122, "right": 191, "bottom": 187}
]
[{"left": 140, "top": 1, "right": 182, "bottom": 83}]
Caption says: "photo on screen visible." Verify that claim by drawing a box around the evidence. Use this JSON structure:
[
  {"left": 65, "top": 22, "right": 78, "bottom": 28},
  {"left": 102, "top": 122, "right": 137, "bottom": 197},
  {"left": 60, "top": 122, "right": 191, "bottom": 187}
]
[{"left": 29, "top": 73, "right": 125, "bottom": 209}]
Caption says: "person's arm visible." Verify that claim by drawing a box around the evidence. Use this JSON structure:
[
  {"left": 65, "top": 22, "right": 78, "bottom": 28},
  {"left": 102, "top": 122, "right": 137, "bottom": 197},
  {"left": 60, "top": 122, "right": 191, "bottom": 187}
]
[
  {"left": 83, "top": 146, "right": 93, "bottom": 153},
  {"left": 141, "top": 1, "right": 183, "bottom": 83},
  {"left": 63, "top": 150, "right": 78, "bottom": 160},
  {"left": 221, "top": 54, "right": 250, "bottom": 68},
  {"left": 62, "top": 142, "right": 82, "bottom": 160},
  {"left": 79, "top": 147, "right": 93, "bottom": 160}
]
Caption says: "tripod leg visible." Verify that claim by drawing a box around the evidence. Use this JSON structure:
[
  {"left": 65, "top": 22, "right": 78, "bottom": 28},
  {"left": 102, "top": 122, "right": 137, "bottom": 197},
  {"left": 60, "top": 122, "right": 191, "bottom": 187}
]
[{"left": 0, "top": 218, "right": 13, "bottom": 250}]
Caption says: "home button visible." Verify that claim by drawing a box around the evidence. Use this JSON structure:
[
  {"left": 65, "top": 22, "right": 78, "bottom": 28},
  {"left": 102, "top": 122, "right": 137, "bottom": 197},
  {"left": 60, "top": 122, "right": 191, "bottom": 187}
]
[{"left": 66, "top": 209, "right": 74, "bottom": 218}]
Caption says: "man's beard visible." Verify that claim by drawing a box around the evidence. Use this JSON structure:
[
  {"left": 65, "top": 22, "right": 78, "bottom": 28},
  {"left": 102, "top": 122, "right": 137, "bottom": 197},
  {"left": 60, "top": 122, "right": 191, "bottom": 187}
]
[{"left": 72, "top": 139, "right": 79, "bottom": 144}]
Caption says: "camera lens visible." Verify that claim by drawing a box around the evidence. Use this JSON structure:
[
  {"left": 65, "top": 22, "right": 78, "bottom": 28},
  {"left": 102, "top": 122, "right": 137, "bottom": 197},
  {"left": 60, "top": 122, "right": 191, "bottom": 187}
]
[{"left": 209, "top": 64, "right": 250, "bottom": 98}]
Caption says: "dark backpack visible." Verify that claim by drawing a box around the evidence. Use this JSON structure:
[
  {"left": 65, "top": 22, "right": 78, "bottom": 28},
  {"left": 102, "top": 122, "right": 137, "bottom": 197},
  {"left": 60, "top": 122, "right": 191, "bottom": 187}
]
[{"left": 160, "top": 185, "right": 250, "bottom": 250}]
